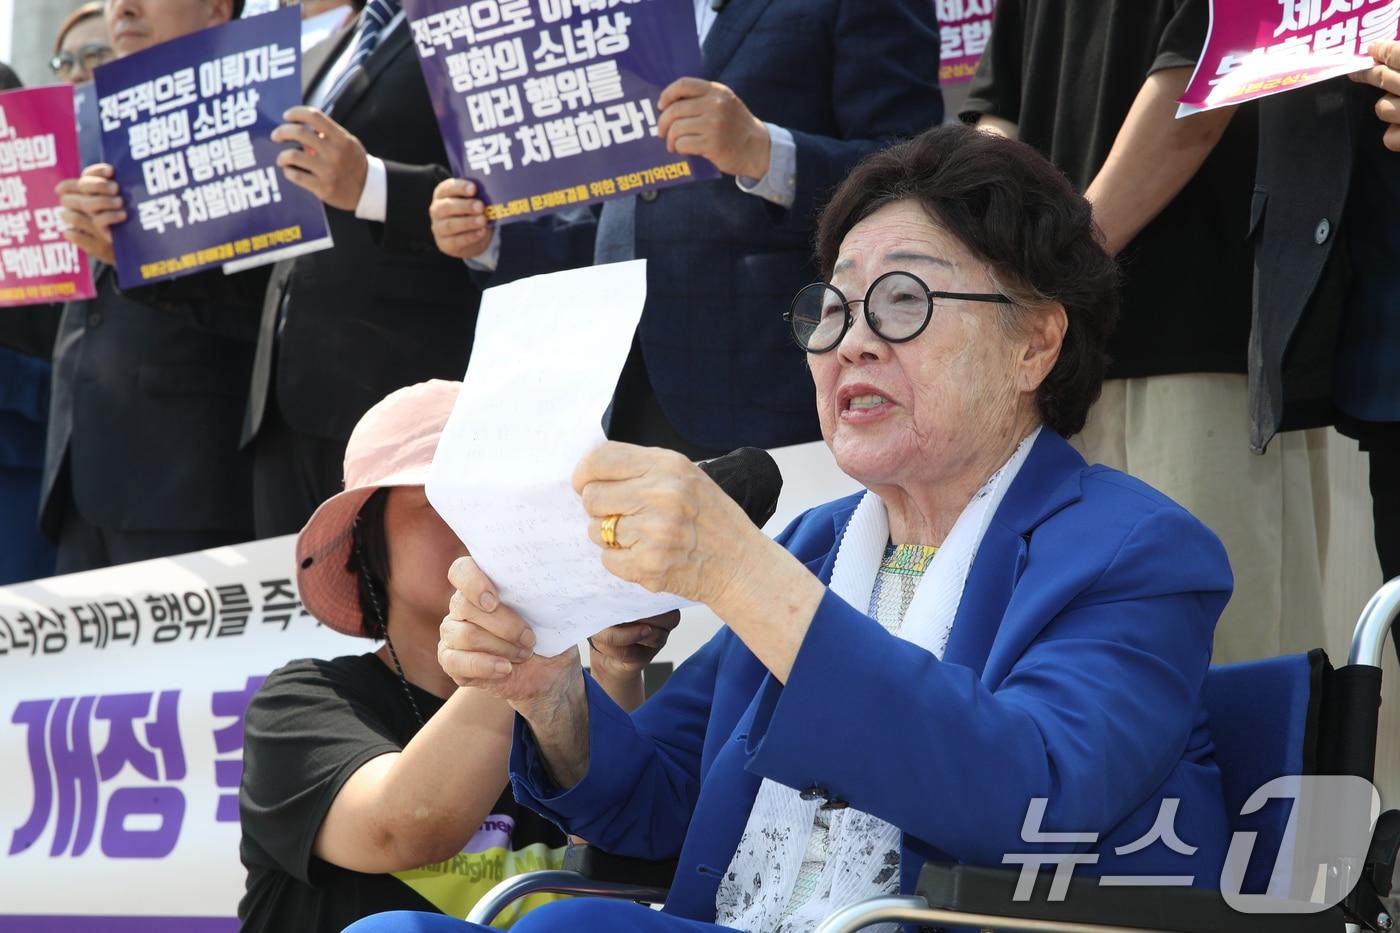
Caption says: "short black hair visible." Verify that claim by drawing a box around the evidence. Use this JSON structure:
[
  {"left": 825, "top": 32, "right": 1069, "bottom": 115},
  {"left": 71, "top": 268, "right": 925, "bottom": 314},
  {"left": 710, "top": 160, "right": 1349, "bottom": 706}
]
[
  {"left": 351, "top": 488, "right": 392, "bottom": 638},
  {"left": 815, "top": 123, "right": 1120, "bottom": 438}
]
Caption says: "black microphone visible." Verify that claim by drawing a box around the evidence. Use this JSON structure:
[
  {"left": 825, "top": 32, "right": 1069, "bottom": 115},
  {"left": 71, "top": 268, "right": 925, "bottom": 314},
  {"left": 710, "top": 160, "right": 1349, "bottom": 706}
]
[
  {"left": 710, "top": 0, "right": 729, "bottom": 11},
  {"left": 697, "top": 447, "right": 783, "bottom": 529}
]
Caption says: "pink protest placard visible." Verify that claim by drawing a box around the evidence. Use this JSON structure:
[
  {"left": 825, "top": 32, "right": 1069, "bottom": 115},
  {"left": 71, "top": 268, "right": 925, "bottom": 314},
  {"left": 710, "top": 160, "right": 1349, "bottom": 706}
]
[
  {"left": 0, "top": 85, "right": 95, "bottom": 307},
  {"left": 937, "top": 0, "right": 996, "bottom": 86},
  {"left": 1179, "top": 0, "right": 1400, "bottom": 115}
]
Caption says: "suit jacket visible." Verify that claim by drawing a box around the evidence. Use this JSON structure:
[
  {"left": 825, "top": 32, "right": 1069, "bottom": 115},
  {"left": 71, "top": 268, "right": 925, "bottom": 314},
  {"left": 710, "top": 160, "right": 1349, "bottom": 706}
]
[
  {"left": 244, "top": 20, "right": 480, "bottom": 446},
  {"left": 512, "top": 431, "right": 1233, "bottom": 924},
  {"left": 1249, "top": 82, "right": 1370, "bottom": 452},
  {"left": 496, "top": 0, "right": 943, "bottom": 451},
  {"left": 40, "top": 266, "right": 258, "bottom": 537}
]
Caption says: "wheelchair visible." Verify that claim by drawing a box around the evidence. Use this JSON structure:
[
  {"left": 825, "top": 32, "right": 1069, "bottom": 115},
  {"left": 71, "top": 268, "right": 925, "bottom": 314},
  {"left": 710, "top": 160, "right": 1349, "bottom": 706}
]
[{"left": 466, "top": 578, "right": 1400, "bottom": 933}]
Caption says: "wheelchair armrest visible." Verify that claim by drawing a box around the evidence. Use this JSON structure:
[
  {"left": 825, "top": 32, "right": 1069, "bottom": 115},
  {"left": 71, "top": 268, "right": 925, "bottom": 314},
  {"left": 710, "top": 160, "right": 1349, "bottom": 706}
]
[
  {"left": 916, "top": 862, "right": 1344, "bottom": 933},
  {"left": 562, "top": 845, "right": 680, "bottom": 889},
  {"left": 463, "top": 847, "right": 676, "bottom": 924}
]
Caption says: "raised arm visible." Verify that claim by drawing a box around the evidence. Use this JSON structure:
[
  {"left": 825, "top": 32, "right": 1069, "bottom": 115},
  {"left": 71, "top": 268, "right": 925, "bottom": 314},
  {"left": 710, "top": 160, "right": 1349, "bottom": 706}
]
[
  {"left": 1084, "top": 68, "right": 1236, "bottom": 256},
  {"left": 244, "top": 661, "right": 514, "bottom": 880},
  {"left": 741, "top": 503, "right": 1230, "bottom": 865},
  {"left": 272, "top": 106, "right": 450, "bottom": 255},
  {"left": 311, "top": 686, "right": 516, "bottom": 873},
  {"left": 437, "top": 555, "right": 729, "bottom": 859}
]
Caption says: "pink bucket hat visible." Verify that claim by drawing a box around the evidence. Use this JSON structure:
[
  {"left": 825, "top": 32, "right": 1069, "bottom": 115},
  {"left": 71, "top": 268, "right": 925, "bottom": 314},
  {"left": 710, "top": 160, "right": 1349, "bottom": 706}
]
[{"left": 296, "top": 380, "right": 461, "bottom": 637}]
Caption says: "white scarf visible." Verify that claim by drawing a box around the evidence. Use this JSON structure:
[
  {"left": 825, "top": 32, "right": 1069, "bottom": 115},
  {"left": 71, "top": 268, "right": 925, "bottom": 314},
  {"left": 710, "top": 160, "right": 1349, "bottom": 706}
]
[{"left": 714, "top": 428, "right": 1041, "bottom": 933}]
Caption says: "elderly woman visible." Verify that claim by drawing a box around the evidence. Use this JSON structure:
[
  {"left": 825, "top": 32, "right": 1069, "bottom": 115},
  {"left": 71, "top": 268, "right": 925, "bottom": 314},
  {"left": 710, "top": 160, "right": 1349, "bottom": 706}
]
[{"left": 348, "top": 123, "right": 1233, "bottom": 933}]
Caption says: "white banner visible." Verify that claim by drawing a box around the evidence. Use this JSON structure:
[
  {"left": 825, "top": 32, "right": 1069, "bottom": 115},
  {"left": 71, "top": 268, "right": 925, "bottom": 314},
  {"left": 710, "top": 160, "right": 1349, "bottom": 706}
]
[
  {"left": 0, "top": 536, "right": 362, "bottom": 931},
  {"left": 0, "top": 442, "right": 858, "bottom": 930}
]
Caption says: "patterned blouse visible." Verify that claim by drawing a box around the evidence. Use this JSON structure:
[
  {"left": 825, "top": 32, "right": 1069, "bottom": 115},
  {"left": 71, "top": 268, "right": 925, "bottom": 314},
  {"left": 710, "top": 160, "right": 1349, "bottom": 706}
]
[{"left": 778, "top": 543, "right": 939, "bottom": 925}]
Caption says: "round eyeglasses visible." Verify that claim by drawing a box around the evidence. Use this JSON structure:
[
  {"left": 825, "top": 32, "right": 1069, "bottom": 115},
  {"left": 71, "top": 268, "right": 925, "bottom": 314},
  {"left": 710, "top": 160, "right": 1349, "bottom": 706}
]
[
  {"left": 785, "top": 270, "right": 1013, "bottom": 354},
  {"left": 50, "top": 44, "right": 113, "bottom": 80}
]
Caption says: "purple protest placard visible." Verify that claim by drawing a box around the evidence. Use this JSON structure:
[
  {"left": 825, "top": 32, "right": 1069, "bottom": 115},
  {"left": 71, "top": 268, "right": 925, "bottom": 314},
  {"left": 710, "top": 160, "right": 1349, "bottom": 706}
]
[
  {"left": 1179, "top": 0, "right": 1400, "bottom": 115},
  {"left": 403, "top": 0, "right": 719, "bottom": 224},
  {"left": 936, "top": 0, "right": 996, "bottom": 86},
  {"left": 95, "top": 6, "right": 332, "bottom": 289},
  {"left": 0, "top": 86, "right": 96, "bottom": 309}
]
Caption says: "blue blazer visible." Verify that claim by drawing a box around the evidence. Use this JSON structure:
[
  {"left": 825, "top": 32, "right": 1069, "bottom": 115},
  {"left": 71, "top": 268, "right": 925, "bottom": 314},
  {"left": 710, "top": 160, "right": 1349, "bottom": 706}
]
[
  {"left": 511, "top": 432, "right": 1234, "bottom": 924},
  {"left": 494, "top": 0, "right": 944, "bottom": 451}
]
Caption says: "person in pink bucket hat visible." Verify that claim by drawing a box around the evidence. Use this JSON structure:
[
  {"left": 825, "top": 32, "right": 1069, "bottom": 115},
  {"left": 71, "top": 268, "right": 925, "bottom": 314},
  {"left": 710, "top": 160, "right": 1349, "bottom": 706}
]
[{"left": 236, "top": 379, "right": 678, "bottom": 933}]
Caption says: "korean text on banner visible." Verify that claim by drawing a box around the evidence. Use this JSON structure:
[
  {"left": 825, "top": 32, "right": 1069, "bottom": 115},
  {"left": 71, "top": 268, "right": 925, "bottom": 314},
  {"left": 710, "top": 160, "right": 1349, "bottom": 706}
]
[
  {"left": 0, "top": 536, "right": 363, "bottom": 929},
  {"left": 95, "top": 5, "right": 333, "bottom": 289},
  {"left": 936, "top": 0, "right": 996, "bottom": 86},
  {"left": 402, "top": 0, "right": 720, "bottom": 225},
  {"left": 1179, "top": 0, "right": 1400, "bottom": 115},
  {"left": 0, "top": 86, "right": 96, "bottom": 309}
]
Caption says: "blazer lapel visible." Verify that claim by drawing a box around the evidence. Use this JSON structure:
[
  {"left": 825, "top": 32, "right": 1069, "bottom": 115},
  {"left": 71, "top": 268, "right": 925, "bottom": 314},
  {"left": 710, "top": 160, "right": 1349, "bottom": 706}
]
[
  {"left": 302, "top": 15, "right": 356, "bottom": 100},
  {"left": 942, "top": 521, "right": 1025, "bottom": 673},
  {"left": 942, "top": 431, "right": 1085, "bottom": 675},
  {"left": 701, "top": 0, "right": 776, "bottom": 80},
  {"left": 329, "top": 20, "right": 412, "bottom": 123},
  {"left": 813, "top": 499, "right": 860, "bottom": 584}
]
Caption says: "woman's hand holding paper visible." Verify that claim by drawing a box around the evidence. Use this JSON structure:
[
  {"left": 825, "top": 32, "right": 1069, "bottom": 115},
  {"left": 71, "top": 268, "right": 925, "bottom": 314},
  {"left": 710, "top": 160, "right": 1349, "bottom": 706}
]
[
  {"left": 572, "top": 442, "right": 758, "bottom": 606},
  {"left": 438, "top": 556, "right": 581, "bottom": 712}
]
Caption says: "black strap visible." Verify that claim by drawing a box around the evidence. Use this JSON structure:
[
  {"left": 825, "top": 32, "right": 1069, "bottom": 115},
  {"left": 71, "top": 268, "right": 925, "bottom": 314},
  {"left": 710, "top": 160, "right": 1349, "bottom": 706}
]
[{"left": 1318, "top": 664, "right": 1382, "bottom": 781}]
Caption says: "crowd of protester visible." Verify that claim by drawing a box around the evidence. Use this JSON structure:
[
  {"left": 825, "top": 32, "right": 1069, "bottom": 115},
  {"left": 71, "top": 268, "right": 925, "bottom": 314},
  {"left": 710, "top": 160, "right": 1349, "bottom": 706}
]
[{"left": 0, "top": 0, "right": 1397, "bottom": 930}]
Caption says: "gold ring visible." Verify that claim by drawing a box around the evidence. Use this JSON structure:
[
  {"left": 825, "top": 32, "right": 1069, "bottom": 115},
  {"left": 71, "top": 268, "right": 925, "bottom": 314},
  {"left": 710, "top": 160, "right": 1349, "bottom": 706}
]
[{"left": 600, "top": 514, "right": 622, "bottom": 549}]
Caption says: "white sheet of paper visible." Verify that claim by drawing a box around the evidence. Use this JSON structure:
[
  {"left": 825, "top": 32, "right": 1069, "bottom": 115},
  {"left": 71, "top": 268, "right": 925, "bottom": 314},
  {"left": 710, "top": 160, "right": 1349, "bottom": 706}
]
[{"left": 426, "top": 259, "right": 689, "bottom": 657}]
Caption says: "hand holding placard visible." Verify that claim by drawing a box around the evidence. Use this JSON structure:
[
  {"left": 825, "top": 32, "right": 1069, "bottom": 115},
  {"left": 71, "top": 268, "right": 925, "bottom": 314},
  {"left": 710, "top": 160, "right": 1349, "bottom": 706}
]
[
  {"left": 428, "top": 177, "right": 493, "bottom": 260},
  {"left": 1177, "top": 0, "right": 1400, "bottom": 116},
  {"left": 656, "top": 78, "right": 771, "bottom": 179},
  {"left": 403, "top": 0, "right": 719, "bottom": 225},
  {"left": 1350, "top": 39, "right": 1400, "bottom": 150},
  {"left": 56, "top": 163, "right": 124, "bottom": 267},
  {"left": 0, "top": 84, "right": 97, "bottom": 306},
  {"left": 94, "top": 6, "right": 334, "bottom": 286},
  {"left": 270, "top": 106, "right": 371, "bottom": 212}
]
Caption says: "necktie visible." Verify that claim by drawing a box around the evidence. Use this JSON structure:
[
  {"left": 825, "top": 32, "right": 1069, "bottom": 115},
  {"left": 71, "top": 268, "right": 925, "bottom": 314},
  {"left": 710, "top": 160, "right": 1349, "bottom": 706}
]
[
  {"left": 594, "top": 196, "right": 637, "bottom": 264},
  {"left": 322, "top": 0, "right": 401, "bottom": 108}
]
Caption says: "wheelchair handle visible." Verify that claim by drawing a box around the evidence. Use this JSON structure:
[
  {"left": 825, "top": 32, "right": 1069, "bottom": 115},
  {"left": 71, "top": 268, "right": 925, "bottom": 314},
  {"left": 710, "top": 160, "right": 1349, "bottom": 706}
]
[{"left": 1349, "top": 577, "right": 1400, "bottom": 669}]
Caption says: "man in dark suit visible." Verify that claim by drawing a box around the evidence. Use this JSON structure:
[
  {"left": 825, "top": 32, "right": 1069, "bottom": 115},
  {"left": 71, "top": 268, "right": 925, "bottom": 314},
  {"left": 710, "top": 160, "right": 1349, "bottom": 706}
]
[
  {"left": 247, "top": 0, "right": 479, "bottom": 537},
  {"left": 430, "top": 0, "right": 943, "bottom": 458},
  {"left": 1252, "top": 40, "right": 1400, "bottom": 588},
  {"left": 48, "top": 0, "right": 261, "bottom": 574}
]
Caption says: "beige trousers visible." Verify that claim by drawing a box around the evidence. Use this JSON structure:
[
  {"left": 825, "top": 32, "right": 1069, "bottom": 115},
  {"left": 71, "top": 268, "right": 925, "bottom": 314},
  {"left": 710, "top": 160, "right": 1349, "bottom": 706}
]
[{"left": 1071, "top": 373, "right": 1329, "bottom": 664}]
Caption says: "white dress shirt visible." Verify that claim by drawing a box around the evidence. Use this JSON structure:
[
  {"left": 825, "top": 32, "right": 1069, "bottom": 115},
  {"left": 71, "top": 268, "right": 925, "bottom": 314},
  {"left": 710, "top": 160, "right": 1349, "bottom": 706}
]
[{"left": 305, "top": 10, "right": 407, "bottom": 223}]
